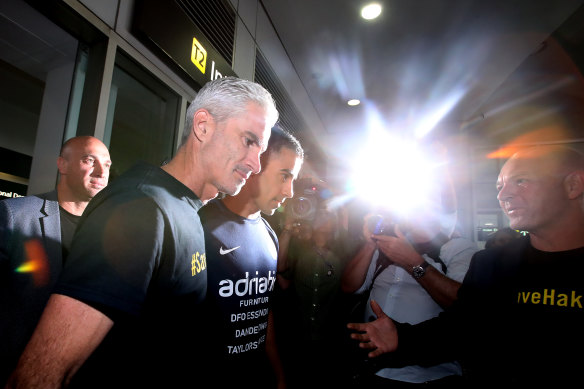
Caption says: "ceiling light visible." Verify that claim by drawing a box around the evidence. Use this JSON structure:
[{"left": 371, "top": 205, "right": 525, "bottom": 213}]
[
  {"left": 347, "top": 99, "right": 361, "bottom": 106},
  {"left": 361, "top": 3, "right": 382, "bottom": 20}
]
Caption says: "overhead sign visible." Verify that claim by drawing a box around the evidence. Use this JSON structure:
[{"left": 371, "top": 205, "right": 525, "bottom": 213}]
[
  {"left": 0, "top": 146, "right": 30, "bottom": 198},
  {"left": 0, "top": 180, "right": 26, "bottom": 199},
  {"left": 191, "top": 37, "right": 207, "bottom": 74},
  {"left": 133, "top": 0, "right": 237, "bottom": 87}
]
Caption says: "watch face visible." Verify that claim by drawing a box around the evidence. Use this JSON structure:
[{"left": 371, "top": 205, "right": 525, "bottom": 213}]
[{"left": 413, "top": 266, "right": 426, "bottom": 279}]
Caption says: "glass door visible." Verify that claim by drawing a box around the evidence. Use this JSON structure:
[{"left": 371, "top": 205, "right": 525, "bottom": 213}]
[
  {"left": 0, "top": 0, "right": 78, "bottom": 197},
  {"left": 104, "top": 51, "right": 181, "bottom": 180}
]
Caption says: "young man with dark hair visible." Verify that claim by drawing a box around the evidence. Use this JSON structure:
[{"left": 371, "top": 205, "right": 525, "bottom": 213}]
[{"left": 199, "top": 126, "right": 303, "bottom": 388}]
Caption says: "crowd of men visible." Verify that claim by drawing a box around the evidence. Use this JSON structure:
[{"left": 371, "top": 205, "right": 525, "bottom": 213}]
[{"left": 1, "top": 76, "right": 583, "bottom": 389}]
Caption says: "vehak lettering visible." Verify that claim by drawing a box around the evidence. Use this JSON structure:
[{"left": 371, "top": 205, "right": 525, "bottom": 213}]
[{"left": 517, "top": 289, "right": 582, "bottom": 309}]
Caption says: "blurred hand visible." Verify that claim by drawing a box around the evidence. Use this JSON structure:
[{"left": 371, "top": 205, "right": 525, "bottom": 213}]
[
  {"left": 362, "top": 213, "right": 378, "bottom": 243},
  {"left": 281, "top": 210, "right": 312, "bottom": 241},
  {"left": 372, "top": 225, "right": 424, "bottom": 269},
  {"left": 347, "top": 300, "right": 398, "bottom": 358},
  {"left": 281, "top": 204, "right": 301, "bottom": 234}
]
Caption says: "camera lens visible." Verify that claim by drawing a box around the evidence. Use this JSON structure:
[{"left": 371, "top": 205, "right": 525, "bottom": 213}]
[
  {"left": 367, "top": 215, "right": 384, "bottom": 234},
  {"left": 292, "top": 197, "right": 311, "bottom": 216}
]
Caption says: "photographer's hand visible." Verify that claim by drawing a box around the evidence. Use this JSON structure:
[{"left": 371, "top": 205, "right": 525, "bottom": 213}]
[
  {"left": 375, "top": 225, "right": 463, "bottom": 308},
  {"left": 347, "top": 300, "right": 398, "bottom": 358},
  {"left": 362, "top": 213, "right": 379, "bottom": 243},
  {"left": 373, "top": 226, "right": 425, "bottom": 271},
  {"left": 282, "top": 210, "right": 297, "bottom": 233},
  {"left": 281, "top": 203, "right": 305, "bottom": 238}
]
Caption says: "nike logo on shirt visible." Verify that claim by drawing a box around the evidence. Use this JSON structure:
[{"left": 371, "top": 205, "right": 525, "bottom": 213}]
[{"left": 219, "top": 246, "right": 241, "bottom": 255}]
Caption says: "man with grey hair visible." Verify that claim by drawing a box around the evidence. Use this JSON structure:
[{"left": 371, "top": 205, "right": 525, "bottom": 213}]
[{"left": 7, "top": 77, "right": 278, "bottom": 389}]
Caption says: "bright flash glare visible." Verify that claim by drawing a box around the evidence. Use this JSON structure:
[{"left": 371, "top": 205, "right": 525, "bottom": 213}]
[
  {"left": 413, "top": 89, "right": 465, "bottom": 138},
  {"left": 347, "top": 99, "right": 361, "bottom": 106},
  {"left": 15, "top": 260, "right": 40, "bottom": 273},
  {"left": 349, "top": 131, "right": 438, "bottom": 217},
  {"left": 15, "top": 240, "right": 50, "bottom": 287},
  {"left": 361, "top": 3, "right": 382, "bottom": 20}
]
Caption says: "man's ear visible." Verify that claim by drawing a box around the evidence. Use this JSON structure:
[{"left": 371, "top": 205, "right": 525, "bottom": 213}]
[
  {"left": 192, "top": 109, "right": 212, "bottom": 142},
  {"left": 564, "top": 171, "right": 584, "bottom": 200},
  {"left": 56, "top": 156, "right": 67, "bottom": 175}
]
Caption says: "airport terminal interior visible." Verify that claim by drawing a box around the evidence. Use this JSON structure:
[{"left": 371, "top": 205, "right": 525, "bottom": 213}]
[
  {"left": 1, "top": 0, "right": 584, "bottom": 245},
  {"left": 2, "top": 2, "right": 584, "bottom": 388}
]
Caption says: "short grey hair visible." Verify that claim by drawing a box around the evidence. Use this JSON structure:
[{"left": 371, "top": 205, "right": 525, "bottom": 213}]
[{"left": 180, "top": 76, "right": 279, "bottom": 146}]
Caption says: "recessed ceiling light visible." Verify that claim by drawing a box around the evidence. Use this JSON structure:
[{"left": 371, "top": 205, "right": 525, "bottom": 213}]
[
  {"left": 348, "top": 99, "right": 361, "bottom": 106},
  {"left": 361, "top": 3, "right": 382, "bottom": 20}
]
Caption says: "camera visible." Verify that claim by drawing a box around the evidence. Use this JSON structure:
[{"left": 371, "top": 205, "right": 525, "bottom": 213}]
[
  {"left": 367, "top": 214, "right": 397, "bottom": 237},
  {"left": 287, "top": 178, "right": 327, "bottom": 223}
]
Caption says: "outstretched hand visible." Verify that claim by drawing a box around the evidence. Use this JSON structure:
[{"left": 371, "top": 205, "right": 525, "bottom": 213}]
[{"left": 347, "top": 300, "right": 399, "bottom": 358}]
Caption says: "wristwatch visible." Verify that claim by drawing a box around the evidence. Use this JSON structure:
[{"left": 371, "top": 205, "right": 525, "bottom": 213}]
[{"left": 412, "top": 261, "right": 430, "bottom": 279}]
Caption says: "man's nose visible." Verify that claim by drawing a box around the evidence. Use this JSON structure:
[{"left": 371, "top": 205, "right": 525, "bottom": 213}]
[
  {"left": 92, "top": 161, "right": 108, "bottom": 177},
  {"left": 497, "top": 183, "right": 511, "bottom": 202},
  {"left": 249, "top": 150, "right": 262, "bottom": 175},
  {"left": 283, "top": 181, "right": 293, "bottom": 199}
]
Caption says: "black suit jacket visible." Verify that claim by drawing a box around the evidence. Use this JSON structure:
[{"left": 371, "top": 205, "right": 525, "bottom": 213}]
[{"left": 0, "top": 190, "right": 63, "bottom": 385}]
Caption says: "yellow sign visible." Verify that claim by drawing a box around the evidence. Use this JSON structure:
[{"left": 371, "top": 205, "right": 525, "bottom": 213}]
[{"left": 191, "top": 37, "right": 207, "bottom": 74}]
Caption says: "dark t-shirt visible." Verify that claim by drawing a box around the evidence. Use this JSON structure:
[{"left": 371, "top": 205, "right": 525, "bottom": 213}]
[
  {"left": 58, "top": 205, "right": 80, "bottom": 259},
  {"left": 199, "top": 199, "right": 278, "bottom": 384},
  {"left": 391, "top": 236, "right": 584, "bottom": 386},
  {"left": 54, "top": 163, "right": 207, "bottom": 388}
]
